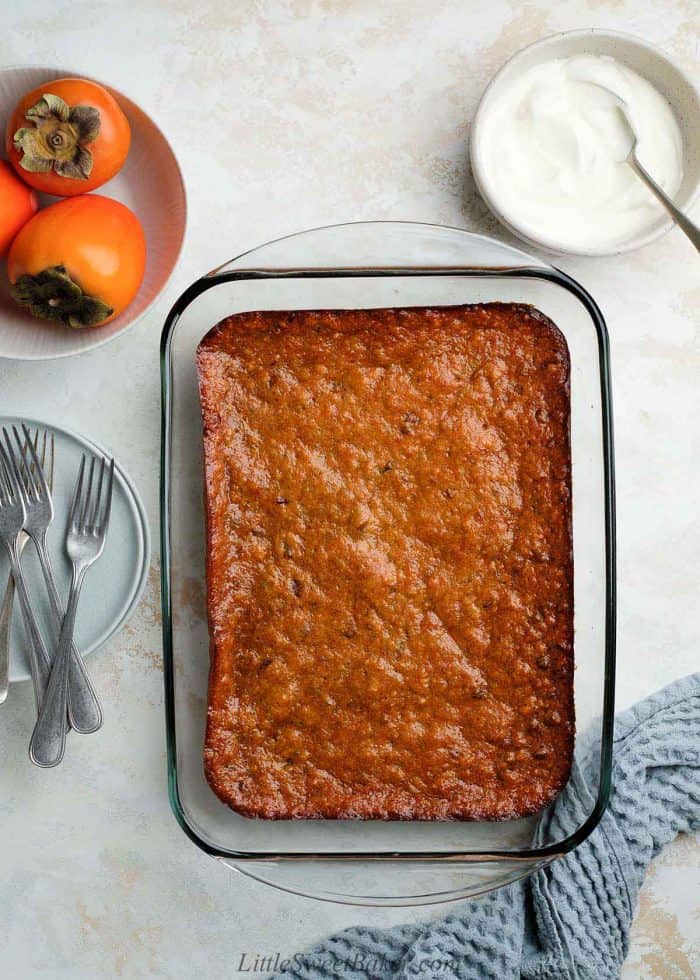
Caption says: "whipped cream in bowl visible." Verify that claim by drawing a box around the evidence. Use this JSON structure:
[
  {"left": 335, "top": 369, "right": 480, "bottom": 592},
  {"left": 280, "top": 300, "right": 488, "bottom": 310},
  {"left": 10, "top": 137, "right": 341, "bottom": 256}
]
[{"left": 470, "top": 32, "right": 700, "bottom": 256}]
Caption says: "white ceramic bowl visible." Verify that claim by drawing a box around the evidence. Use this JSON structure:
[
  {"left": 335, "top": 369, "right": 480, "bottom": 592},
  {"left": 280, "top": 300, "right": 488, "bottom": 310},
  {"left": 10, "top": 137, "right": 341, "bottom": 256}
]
[
  {"left": 0, "top": 66, "right": 186, "bottom": 359},
  {"left": 470, "top": 30, "right": 700, "bottom": 257}
]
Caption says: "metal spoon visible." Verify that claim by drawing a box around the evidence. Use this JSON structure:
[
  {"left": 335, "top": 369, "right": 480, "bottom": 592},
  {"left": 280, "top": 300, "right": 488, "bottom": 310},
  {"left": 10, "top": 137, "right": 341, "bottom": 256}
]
[{"left": 606, "top": 91, "right": 700, "bottom": 253}]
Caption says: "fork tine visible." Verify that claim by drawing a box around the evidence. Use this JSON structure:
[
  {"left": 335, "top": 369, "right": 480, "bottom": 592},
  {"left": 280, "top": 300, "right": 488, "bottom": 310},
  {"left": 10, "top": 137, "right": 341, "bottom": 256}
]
[
  {"left": 0, "top": 445, "right": 22, "bottom": 509},
  {"left": 24, "top": 427, "right": 38, "bottom": 480},
  {"left": 2, "top": 430, "right": 25, "bottom": 503},
  {"left": 21, "top": 423, "right": 51, "bottom": 502},
  {"left": 80, "top": 456, "right": 96, "bottom": 530},
  {"left": 90, "top": 457, "right": 106, "bottom": 530},
  {"left": 31, "top": 428, "right": 40, "bottom": 482},
  {"left": 30, "top": 428, "right": 42, "bottom": 491},
  {"left": 48, "top": 433, "right": 55, "bottom": 493},
  {"left": 68, "top": 455, "right": 86, "bottom": 530},
  {"left": 0, "top": 451, "right": 11, "bottom": 504},
  {"left": 3, "top": 446, "right": 19, "bottom": 503},
  {"left": 12, "top": 426, "right": 37, "bottom": 502},
  {"left": 39, "top": 430, "right": 47, "bottom": 485},
  {"left": 31, "top": 428, "right": 40, "bottom": 488},
  {"left": 0, "top": 441, "right": 13, "bottom": 501},
  {"left": 23, "top": 428, "right": 39, "bottom": 493},
  {"left": 86, "top": 457, "right": 102, "bottom": 532},
  {"left": 98, "top": 459, "right": 115, "bottom": 534}
]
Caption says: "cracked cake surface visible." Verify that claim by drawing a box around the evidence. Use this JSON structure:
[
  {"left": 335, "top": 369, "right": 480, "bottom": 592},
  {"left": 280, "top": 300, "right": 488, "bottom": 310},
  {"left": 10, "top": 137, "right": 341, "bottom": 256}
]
[{"left": 197, "top": 303, "right": 574, "bottom": 820}]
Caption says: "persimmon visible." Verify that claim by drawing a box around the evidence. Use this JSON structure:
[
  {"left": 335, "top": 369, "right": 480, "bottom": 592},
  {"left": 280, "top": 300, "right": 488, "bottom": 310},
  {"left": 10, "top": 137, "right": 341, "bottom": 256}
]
[
  {"left": 7, "top": 77, "right": 131, "bottom": 196},
  {"left": 0, "top": 160, "right": 38, "bottom": 255},
  {"left": 8, "top": 195, "right": 146, "bottom": 329}
]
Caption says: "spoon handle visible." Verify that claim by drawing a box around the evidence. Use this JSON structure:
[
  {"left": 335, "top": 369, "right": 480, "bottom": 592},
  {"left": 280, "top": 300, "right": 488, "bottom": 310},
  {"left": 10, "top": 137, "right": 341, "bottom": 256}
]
[{"left": 629, "top": 154, "right": 700, "bottom": 252}]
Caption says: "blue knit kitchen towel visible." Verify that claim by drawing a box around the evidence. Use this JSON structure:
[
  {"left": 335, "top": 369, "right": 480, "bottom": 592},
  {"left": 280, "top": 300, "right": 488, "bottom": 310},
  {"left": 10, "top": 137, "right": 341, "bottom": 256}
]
[{"left": 275, "top": 673, "right": 700, "bottom": 980}]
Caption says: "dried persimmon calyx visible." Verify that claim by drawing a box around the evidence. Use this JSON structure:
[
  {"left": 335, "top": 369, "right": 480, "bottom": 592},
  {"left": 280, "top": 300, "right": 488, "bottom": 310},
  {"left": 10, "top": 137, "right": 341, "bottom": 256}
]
[
  {"left": 13, "top": 93, "right": 101, "bottom": 180},
  {"left": 10, "top": 264, "right": 113, "bottom": 328}
]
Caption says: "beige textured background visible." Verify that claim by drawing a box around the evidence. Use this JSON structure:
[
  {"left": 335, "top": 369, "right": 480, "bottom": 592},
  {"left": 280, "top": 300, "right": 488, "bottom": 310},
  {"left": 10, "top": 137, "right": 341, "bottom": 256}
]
[{"left": 0, "top": 1, "right": 698, "bottom": 977}]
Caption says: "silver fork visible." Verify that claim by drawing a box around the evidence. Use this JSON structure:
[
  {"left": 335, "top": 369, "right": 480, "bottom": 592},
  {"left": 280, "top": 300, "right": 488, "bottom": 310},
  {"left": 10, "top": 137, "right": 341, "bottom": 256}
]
[
  {"left": 30, "top": 453, "right": 113, "bottom": 767},
  {"left": 0, "top": 429, "right": 41, "bottom": 705},
  {"left": 4, "top": 425, "right": 103, "bottom": 734},
  {"left": 0, "top": 444, "right": 51, "bottom": 711}
]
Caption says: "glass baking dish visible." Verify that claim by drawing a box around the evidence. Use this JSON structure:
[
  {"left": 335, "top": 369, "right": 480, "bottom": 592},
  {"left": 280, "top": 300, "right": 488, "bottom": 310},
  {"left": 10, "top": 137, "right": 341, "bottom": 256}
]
[{"left": 160, "top": 221, "right": 616, "bottom": 906}]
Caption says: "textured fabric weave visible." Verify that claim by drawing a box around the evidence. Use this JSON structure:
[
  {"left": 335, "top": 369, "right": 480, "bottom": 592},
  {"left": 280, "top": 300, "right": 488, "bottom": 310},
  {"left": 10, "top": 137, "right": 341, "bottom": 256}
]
[{"left": 275, "top": 674, "right": 700, "bottom": 980}]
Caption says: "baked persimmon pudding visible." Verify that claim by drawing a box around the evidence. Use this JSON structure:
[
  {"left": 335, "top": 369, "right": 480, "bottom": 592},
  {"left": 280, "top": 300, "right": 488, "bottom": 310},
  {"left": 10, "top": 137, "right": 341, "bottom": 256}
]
[{"left": 197, "top": 304, "right": 574, "bottom": 820}]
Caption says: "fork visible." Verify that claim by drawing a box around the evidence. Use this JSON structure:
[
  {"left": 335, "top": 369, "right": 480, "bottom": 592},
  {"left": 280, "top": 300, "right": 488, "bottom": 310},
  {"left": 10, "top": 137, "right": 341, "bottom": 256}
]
[
  {"left": 4, "top": 425, "right": 103, "bottom": 734},
  {"left": 0, "top": 429, "right": 41, "bottom": 705},
  {"left": 30, "top": 453, "right": 113, "bottom": 767},
  {"left": 0, "top": 444, "right": 51, "bottom": 711}
]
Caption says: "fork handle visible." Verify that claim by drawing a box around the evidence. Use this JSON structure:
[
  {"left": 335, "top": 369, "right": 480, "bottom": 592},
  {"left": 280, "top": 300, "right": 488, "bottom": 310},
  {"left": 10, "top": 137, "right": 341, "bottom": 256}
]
[
  {"left": 30, "top": 563, "right": 87, "bottom": 767},
  {"left": 2, "top": 540, "right": 50, "bottom": 712},
  {"left": 0, "top": 574, "right": 12, "bottom": 705},
  {"left": 0, "top": 531, "right": 29, "bottom": 705},
  {"left": 34, "top": 533, "right": 102, "bottom": 734}
]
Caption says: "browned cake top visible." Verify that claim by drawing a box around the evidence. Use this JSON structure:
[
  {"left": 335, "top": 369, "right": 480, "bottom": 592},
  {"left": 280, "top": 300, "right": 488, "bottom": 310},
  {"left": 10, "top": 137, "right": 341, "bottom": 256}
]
[{"left": 198, "top": 303, "right": 574, "bottom": 820}]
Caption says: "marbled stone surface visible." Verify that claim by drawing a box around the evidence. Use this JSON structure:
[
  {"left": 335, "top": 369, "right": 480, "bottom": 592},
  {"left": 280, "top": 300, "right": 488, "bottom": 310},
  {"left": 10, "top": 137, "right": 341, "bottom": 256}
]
[{"left": 0, "top": 1, "right": 697, "bottom": 976}]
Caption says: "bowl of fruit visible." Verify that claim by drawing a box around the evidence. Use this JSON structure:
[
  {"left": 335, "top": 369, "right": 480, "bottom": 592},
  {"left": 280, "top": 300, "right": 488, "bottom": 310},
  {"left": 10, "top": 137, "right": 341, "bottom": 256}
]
[{"left": 0, "top": 67, "right": 186, "bottom": 360}]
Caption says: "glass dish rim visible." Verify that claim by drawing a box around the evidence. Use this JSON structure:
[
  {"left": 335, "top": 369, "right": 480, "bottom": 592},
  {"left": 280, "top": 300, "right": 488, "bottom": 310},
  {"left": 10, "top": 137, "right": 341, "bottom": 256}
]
[{"left": 159, "top": 225, "right": 617, "bottom": 865}]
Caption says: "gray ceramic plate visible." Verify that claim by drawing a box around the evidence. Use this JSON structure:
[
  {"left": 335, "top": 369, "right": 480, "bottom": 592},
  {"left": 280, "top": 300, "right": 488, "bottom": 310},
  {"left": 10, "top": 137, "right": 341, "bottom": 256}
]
[{"left": 0, "top": 417, "right": 150, "bottom": 684}]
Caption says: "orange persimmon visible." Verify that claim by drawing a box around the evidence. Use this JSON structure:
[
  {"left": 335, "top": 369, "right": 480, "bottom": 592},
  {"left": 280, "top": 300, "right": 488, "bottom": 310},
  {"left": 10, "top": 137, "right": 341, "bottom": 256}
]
[
  {"left": 8, "top": 195, "right": 146, "bottom": 328},
  {"left": 0, "top": 160, "right": 38, "bottom": 255},
  {"left": 7, "top": 77, "right": 131, "bottom": 196}
]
